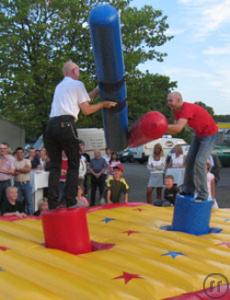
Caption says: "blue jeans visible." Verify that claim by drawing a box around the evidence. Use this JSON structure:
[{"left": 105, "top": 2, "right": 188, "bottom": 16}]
[
  {"left": 15, "top": 182, "right": 33, "bottom": 214},
  {"left": 183, "top": 134, "right": 218, "bottom": 200}
]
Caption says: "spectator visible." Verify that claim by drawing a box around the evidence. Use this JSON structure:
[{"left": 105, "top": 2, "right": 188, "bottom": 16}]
[
  {"left": 168, "top": 145, "right": 185, "bottom": 168},
  {"left": 206, "top": 161, "right": 219, "bottom": 208},
  {"left": 34, "top": 198, "right": 49, "bottom": 216},
  {"left": 79, "top": 155, "right": 87, "bottom": 187},
  {"left": 166, "top": 144, "right": 186, "bottom": 187},
  {"left": 146, "top": 143, "right": 165, "bottom": 204},
  {"left": 106, "top": 164, "right": 129, "bottom": 204},
  {"left": 28, "top": 147, "right": 40, "bottom": 169},
  {"left": 79, "top": 141, "right": 90, "bottom": 196},
  {"left": 209, "top": 154, "right": 222, "bottom": 184},
  {"left": 103, "top": 147, "right": 112, "bottom": 164},
  {"left": 108, "top": 152, "right": 121, "bottom": 175},
  {"left": 14, "top": 147, "right": 33, "bottom": 214},
  {"left": 59, "top": 151, "right": 68, "bottom": 204},
  {"left": 0, "top": 143, "right": 15, "bottom": 204},
  {"left": 39, "top": 148, "right": 50, "bottom": 170},
  {"left": 76, "top": 185, "right": 89, "bottom": 207},
  {"left": 89, "top": 150, "right": 107, "bottom": 206},
  {"left": 1, "top": 186, "right": 26, "bottom": 218},
  {"left": 153, "top": 175, "right": 179, "bottom": 207}
]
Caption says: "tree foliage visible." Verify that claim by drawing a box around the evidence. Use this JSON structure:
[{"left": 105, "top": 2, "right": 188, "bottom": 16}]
[
  {"left": 214, "top": 115, "right": 230, "bottom": 122},
  {"left": 0, "top": 0, "right": 173, "bottom": 141},
  {"left": 195, "top": 101, "right": 214, "bottom": 116}
]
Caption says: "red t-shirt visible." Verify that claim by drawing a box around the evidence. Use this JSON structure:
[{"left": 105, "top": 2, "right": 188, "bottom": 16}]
[{"left": 174, "top": 102, "right": 218, "bottom": 137}]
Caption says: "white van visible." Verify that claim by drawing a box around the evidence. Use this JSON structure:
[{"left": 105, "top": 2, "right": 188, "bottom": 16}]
[
  {"left": 33, "top": 128, "right": 106, "bottom": 158},
  {"left": 130, "top": 135, "right": 187, "bottom": 163},
  {"left": 78, "top": 128, "right": 106, "bottom": 157}
]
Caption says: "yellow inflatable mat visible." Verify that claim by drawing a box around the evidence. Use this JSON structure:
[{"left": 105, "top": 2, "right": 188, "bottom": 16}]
[{"left": 0, "top": 203, "right": 229, "bottom": 300}]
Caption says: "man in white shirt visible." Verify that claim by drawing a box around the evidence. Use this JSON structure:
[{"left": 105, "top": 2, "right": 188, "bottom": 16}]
[
  {"left": 14, "top": 147, "right": 33, "bottom": 214},
  {"left": 44, "top": 60, "right": 116, "bottom": 209},
  {"left": 0, "top": 143, "right": 15, "bottom": 205}
]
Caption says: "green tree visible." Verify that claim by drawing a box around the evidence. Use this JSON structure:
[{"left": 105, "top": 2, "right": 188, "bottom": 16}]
[
  {"left": 0, "top": 0, "right": 173, "bottom": 141},
  {"left": 214, "top": 115, "right": 230, "bottom": 122},
  {"left": 195, "top": 101, "right": 214, "bottom": 116}
]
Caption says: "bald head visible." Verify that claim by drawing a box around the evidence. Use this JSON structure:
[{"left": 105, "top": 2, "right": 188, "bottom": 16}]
[
  {"left": 167, "top": 91, "right": 183, "bottom": 111},
  {"left": 167, "top": 91, "right": 183, "bottom": 102},
  {"left": 63, "top": 60, "right": 80, "bottom": 80}
]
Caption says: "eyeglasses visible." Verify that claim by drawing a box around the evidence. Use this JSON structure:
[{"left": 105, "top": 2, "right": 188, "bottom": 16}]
[{"left": 0, "top": 148, "right": 7, "bottom": 150}]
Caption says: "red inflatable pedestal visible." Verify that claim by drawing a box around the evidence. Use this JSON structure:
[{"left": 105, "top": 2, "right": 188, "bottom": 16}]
[
  {"left": 42, "top": 208, "right": 92, "bottom": 255},
  {"left": 128, "top": 111, "right": 168, "bottom": 147}
]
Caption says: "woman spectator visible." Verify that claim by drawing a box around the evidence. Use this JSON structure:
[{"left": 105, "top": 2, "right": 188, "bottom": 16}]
[
  {"left": 146, "top": 143, "right": 165, "bottom": 204},
  {"left": 168, "top": 144, "right": 185, "bottom": 168},
  {"left": 108, "top": 152, "right": 120, "bottom": 175},
  {"left": 166, "top": 144, "right": 185, "bottom": 187}
]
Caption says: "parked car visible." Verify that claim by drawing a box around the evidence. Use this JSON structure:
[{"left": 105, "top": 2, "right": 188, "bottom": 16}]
[
  {"left": 212, "top": 145, "right": 230, "bottom": 167},
  {"left": 118, "top": 148, "right": 135, "bottom": 163}
]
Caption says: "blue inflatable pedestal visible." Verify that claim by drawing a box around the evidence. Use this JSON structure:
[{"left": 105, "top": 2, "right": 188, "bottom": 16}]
[
  {"left": 89, "top": 4, "right": 128, "bottom": 152},
  {"left": 161, "top": 195, "right": 222, "bottom": 235}
]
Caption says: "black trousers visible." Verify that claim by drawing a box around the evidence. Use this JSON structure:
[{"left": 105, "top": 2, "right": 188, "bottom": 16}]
[
  {"left": 44, "top": 115, "right": 79, "bottom": 209},
  {"left": 90, "top": 174, "right": 106, "bottom": 206}
]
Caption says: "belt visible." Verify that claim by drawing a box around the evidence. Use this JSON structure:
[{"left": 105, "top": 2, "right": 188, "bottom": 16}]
[
  {"left": 0, "top": 179, "right": 11, "bottom": 183},
  {"left": 49, "top": 115, "right": 75, "bottom": 122},
  {"left": 15, "top": 181, "right": 30, "bottom": 185}
]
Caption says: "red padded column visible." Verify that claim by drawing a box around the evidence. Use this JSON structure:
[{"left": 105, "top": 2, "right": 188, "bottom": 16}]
[{"left": 42, "top": 208, "right": 92, "bottom": 255}]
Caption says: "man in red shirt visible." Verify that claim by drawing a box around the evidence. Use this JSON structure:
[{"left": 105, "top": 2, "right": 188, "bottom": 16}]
[{"left": 166, "top": 91, "right": 218, "bottom": 201}]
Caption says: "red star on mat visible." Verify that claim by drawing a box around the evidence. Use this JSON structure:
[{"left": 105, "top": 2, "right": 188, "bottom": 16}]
[
  {"left": 0, "top": 246, "right": 9, "bottom": 251},
  {"left": 133, "top": 208, "right": 143, "bottom": 212},
  {"left": 217, "top": 242, "right": 230, "bottom": 248},
  {"left": 113, "top": 272, "right": 142, "bottom": 284},
  {"left": 122, "top": 230, "right": 139, "bottom": 236}
]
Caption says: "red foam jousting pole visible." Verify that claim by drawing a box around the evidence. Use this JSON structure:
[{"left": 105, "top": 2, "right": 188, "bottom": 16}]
[
  {"left": 42, "top": 208, "right": 92, "bottom": 255},
  {"left": 128, "top": 111, "right": 168, "bottom": 147}
]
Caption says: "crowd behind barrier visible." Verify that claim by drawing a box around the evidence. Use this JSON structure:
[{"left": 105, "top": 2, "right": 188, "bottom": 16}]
[{"left": 0, "top": 140, "right": 221, "bottom": 216}]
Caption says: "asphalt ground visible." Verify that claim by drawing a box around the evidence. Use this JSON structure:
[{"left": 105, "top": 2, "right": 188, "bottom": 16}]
[{"left": 123, "top": 162, "right": 230, "bottom": 208}]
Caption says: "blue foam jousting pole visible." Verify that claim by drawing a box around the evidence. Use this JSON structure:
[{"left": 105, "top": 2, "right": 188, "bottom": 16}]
[{"left": 89, "top": 4, "right": 128, "bottom": 151}]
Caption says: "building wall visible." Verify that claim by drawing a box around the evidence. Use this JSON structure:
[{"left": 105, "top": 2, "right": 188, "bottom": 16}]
[{"left": 0, "top": 119, "right": 25, "bottom": 151}]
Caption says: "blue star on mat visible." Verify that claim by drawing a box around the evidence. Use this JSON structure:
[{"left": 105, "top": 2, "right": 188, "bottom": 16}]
[
  {"left": 101, "top": 217, "right": 115, "bottom": 224},
  {"left": 161, "top": 251, "right": 186, "bottom": 259},
  {"left": 224, "top": 218, "right": 230, "bottom": 222}
]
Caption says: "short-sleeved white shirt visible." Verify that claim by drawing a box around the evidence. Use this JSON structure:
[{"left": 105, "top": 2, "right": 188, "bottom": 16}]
[{"left": 49, "top": 77, "right": 90, "bottom": 120}]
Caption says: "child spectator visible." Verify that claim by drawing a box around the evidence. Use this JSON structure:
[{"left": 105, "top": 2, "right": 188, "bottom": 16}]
[
  {"left": 108, "top": 152, "right": 121, "bottom": 175},
  {"left": 153, "top": 175, "right": 179, "bottom": 207},
  {"left": 1, "top": 186, "right": 26, "bottom": 218},
  {"left": 34, "top": 198, "right": 49, "bottom": 216},
  {"left": 76, "top": 185, "right": 89, "bottom": 207},
  {"left": 207, "top": 161, "right": 219, "bottom": 208},
  {"left": 106, "top": 164, "right": 129, "bottom": 204}
]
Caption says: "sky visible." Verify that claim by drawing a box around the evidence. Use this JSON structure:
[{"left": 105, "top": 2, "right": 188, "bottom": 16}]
[{"left": 132, "top": 0, "right": 230, "bottom": 115}]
